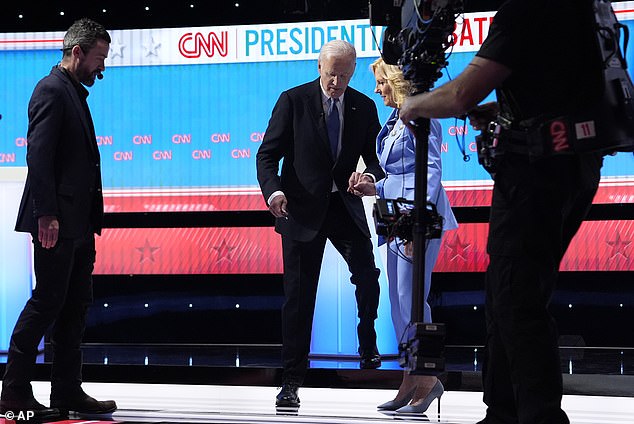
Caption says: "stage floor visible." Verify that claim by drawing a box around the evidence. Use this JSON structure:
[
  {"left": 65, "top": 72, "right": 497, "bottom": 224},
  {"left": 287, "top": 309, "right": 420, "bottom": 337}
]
[
  {"left": 2, "top": 345, "right": 634, "bottom": 423},
  {"left": 3, "top": 381, "right": 633, "bottom": 424}
]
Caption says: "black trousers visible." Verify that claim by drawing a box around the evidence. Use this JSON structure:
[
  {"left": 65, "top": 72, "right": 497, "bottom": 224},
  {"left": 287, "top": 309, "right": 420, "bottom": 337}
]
[
  {"left": 1, "top": 233, "right": 95, "bottom": 401},
  {"left": 280, "top": 192, "right": 380, "bottom": 383},
  {"left": 482, "top": 152, "right": 602, "bottom": 424}
]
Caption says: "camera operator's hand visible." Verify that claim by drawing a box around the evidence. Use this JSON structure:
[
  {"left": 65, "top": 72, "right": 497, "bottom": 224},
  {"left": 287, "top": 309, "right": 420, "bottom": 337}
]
[
  {"left": 467, "top": 101, "right": 499, "bottom": 130},
  {"left": 399, "top": 96, "right": 421, "bottom": 126},
  {"left": 348, "top": 172, "right": 375, "bottom": 197},
  {"left": 398, "top": 57, "right": 511, "bottom": 126}
]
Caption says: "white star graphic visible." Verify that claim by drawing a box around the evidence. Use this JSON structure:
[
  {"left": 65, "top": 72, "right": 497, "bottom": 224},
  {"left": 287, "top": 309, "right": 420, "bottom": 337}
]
[
  {"left": 143, "top": 36, "right": 161, "bottom": 57},
  {"left": 109, "top": 38, "right": 125, "bottom": 59}
]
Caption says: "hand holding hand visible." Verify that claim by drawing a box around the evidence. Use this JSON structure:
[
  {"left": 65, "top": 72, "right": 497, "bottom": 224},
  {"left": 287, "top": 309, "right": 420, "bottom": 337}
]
[
  {"left": 348, "top": 172, "right": 374, "bottom": 197},
  {"left": 351, "top": 180, "right": 376, "bottom": 197}
]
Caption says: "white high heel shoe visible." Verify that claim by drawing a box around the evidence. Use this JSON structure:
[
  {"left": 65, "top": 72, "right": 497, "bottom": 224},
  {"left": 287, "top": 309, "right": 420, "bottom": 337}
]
[
  {"left": 395, "top": 379, "right": 443, "bottom": 415},
  {"left": 377, "top": 386, "right": 416, "bottom": 410}
]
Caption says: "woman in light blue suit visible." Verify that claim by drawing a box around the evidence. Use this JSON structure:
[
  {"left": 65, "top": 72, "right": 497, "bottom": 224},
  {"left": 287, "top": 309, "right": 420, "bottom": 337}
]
[{"left": 352, "top": 58, "right": 458, "bottom": 415}]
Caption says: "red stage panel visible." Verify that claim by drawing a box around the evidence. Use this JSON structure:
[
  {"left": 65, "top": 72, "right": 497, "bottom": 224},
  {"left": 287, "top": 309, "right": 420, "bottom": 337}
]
[
  {"left": 434, "top": 221, "right": 634, "bottom": 273},
  {"left": 95, "top": 182, "right": 634, "bottom": 275},
  {"left": 93, "top": 220, "right": 632, "bottom": 275},
  {"left": 95, "top": 227, "right": 282, "bottom": 275}
]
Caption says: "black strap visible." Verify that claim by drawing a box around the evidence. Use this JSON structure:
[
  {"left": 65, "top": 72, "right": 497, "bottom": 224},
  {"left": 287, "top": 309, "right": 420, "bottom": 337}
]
[{"left": 618, "top": 22, "right": 629, "bottom": 68}]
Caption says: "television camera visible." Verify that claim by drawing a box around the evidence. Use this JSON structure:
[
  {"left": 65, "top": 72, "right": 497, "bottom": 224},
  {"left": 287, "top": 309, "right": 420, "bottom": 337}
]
[
  {"left": 373, "top": 198, "right": 443, "bottom": 242},
  {"left": 370, "top": 0, "right": 464, "bottom": 374}
]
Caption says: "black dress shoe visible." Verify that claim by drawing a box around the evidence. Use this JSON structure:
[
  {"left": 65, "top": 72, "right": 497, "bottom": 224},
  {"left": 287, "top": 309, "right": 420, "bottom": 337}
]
[
  {"left": 0, "top": 398, "right": 61, "bottom": 420},
  {"left": 360, "top": 349, "right": 382, "bottom": 369},
  {"left": 51, "top": 392, "right": 117, "bottom": 415},
  {"left": 275, "top": 381, "right": 300, "bottom": 408}
]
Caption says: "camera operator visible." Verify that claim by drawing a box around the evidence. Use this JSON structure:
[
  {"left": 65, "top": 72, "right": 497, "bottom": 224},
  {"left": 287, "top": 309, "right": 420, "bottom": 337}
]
[{"left": 400, "top": 1, "right": 603, "bottom": 423}]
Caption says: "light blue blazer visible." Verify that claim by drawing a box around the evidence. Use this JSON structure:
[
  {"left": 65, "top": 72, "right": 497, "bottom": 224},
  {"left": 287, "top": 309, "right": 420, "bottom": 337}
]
[
  {"left": 375, "top": 109, "right": 458, "bottom": 333},
  {"left": 375, "top": 109, "right": 458, "bottom": 243}
]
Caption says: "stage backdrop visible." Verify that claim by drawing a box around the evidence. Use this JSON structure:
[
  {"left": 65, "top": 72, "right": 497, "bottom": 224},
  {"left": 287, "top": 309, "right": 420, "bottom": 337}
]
[
  {"left": 1, "top": 5, "right": 633, "bottom": 354},
  {"left": 1, "top": 7, "right": 632, "bottom": 275}
]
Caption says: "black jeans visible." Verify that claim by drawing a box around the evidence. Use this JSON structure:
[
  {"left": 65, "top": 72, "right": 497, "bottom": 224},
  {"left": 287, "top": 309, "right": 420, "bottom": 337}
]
[
  {"left": 1, "top": 233, "right": 95, "bottom": 401},
  {"left": 280, "top": 192, "right": 380, "bottom": 383},
  {"left": 481, "top": 152, "right": 602, "bottom": 424}
]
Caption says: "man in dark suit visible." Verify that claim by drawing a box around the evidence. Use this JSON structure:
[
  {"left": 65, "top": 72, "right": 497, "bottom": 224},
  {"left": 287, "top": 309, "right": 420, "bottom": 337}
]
[
  {"left": 256, "top": 40, "right": 385, "bottom": 408},
  {"left": 0, "top": 18, "right": 116, "bottom": 419}
]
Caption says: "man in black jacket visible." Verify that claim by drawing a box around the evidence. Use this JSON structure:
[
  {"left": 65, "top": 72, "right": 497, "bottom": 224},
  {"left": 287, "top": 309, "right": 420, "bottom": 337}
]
[
  {"left": 1, "top": 18, "right": 116, "bottom": 420},
  {"left": 400, "top": 1, "right": 603, "bottom": 423},
  {"left": 257, "top": 40, "right": 385, "bottom": 408}
]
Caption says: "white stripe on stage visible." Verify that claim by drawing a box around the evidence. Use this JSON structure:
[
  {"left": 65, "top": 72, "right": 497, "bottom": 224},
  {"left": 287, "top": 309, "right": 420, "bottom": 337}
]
[{"left": 19, "top": 381, "right": 634, "bottom": 424}]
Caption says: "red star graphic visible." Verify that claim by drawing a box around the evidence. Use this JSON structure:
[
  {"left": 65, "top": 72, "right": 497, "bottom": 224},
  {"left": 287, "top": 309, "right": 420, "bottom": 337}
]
[
  {"left": 213, "top": 239, "right": 236, "bottom": 263},
  {"left": 136, "top": 238, "right": 160, "bottom": 263},
  {"left": 446, "top": 233, "right": 471, "bottom": 262},
  {"left": 606, "top": 233, "right": 631, "bottom": 260}
]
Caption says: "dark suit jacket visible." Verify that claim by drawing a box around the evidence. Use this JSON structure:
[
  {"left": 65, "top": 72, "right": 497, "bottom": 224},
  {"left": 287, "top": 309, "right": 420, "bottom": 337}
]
[
  {"left": 256, "top": 78, "right": 384, "bottom": 242},
  {"left": 15, "top": 67, "right": 104, "bottom": 238}
]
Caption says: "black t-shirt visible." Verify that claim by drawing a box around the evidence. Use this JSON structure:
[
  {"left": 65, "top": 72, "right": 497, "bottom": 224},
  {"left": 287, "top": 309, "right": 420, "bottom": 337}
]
[{"left": 477, "top": 0, "right": 602, "bottom": 123}]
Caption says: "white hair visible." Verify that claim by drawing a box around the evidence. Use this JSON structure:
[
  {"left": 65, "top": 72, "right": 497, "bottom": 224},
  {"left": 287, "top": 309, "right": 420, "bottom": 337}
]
[{"left": 318, "top": 40, "right": 356, "bottom": 63}]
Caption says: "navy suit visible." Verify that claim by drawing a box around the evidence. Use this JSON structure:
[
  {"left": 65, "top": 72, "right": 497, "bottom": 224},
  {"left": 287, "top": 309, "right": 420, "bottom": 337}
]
[
  {"left": 256, "top": 78, "right": 385, "bottom": 382},
  {"left": 2, "top": 66, "right": 104, "bottom": 402}
]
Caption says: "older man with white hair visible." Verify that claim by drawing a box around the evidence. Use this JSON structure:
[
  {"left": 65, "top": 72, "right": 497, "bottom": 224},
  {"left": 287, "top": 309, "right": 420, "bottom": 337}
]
[{"left": 257, "top": 40, "right": 385, "bottom": 408}]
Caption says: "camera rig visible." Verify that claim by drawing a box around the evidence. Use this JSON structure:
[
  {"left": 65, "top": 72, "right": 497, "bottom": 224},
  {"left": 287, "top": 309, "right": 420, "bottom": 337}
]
[
  {"left": 373, "top": 198, "right": 443, "bottom": 242},
  {"left": 370, "top": 0, "right": 463, "bottom": 375}
]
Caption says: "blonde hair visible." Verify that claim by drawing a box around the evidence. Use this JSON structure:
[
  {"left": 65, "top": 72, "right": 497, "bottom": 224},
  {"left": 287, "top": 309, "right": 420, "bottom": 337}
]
[{"left": 370, "top": 57, "right": 411, "bottom": 108}]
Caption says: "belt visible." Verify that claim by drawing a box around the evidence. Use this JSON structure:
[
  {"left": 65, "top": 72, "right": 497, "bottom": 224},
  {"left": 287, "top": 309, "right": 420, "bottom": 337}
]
[{"left": 499, "top": 126, "right": 575, "bottom": 157}]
